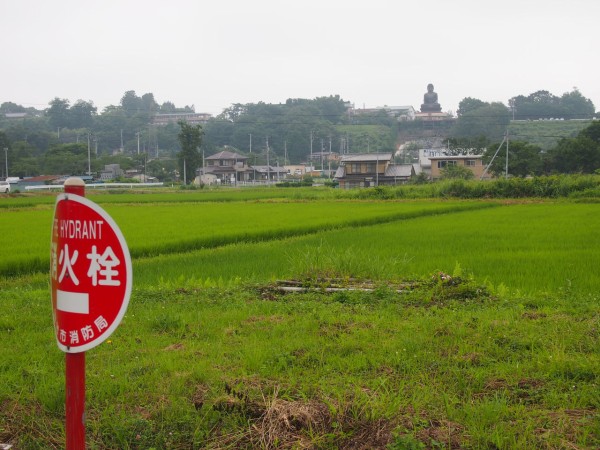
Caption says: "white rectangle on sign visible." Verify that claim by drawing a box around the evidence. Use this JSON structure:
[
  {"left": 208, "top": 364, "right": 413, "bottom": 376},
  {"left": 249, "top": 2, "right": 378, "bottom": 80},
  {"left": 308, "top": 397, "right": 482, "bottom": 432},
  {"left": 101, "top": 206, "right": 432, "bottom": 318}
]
[{"left": 57, "top": 290, "right": 90, "bottom": 314}]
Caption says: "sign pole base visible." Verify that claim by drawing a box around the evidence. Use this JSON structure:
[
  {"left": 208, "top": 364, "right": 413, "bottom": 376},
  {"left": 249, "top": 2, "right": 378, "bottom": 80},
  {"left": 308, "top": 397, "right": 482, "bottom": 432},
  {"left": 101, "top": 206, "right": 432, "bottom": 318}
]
[{"left": 66, "top": 352, "right": 86, "bottom": 449}]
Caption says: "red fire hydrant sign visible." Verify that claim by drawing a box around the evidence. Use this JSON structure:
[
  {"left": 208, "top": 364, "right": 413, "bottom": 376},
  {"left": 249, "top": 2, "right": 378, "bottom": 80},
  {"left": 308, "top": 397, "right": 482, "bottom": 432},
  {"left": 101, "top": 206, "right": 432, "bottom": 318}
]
[{"left": 51, "top": 193, "right": 132, "bottom": 353}]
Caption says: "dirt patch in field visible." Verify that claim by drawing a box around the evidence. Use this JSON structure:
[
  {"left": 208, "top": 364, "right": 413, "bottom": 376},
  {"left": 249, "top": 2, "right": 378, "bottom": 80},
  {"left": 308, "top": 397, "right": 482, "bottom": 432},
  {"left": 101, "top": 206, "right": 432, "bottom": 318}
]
[
  {"left": 249, "top": 397, "right": 332, "bottom": 449},
  {"left": 535, "top": 408, "right": 598, "bottom": 447},
  {"left": 163, "top": 342, "right": 184, "bottom": 351},
  {"left": 415, "top": 419, "right": 465, "bottom": 449},
  {"left": 340, "top": 418, "right": 395, "bottom": 449},
  {"left": 0, "top": 401, "right": 63, "bottom": 449},
  {"left": 205, "top": 382, "right": 477, "bottom": 449},
  {"left": 475, "top": 377, "right": 547, "bottom": 405},
  {"left": 521, "top": 311, "right": 547, "bottom": 320},
  {"left": 207, "top": 382, "right": 401, "bottom": 449}
]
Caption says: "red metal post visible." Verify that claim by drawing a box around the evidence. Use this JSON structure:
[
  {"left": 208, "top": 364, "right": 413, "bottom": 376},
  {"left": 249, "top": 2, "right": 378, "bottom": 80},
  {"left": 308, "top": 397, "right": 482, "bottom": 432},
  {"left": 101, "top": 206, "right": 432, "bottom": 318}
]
[
  {"left": 66, "top": 352, "right": 86, "bottom": 449},
  {"left": 64, "top": 177, "right": 86, "bottom": 450}
]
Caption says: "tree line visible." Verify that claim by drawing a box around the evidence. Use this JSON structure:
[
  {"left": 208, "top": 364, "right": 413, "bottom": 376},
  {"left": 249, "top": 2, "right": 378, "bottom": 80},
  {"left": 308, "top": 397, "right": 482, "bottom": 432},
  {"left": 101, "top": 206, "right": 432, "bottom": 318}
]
[{"left": 0, "top": 88, "right": 598, "bottom": 181}]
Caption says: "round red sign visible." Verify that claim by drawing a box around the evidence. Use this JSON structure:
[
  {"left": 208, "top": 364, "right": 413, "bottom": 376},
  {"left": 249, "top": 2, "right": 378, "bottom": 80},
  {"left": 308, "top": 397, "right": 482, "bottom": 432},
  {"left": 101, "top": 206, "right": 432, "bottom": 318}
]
[{"left": 51, "top": 193, "right": 132, "bottom": 352}]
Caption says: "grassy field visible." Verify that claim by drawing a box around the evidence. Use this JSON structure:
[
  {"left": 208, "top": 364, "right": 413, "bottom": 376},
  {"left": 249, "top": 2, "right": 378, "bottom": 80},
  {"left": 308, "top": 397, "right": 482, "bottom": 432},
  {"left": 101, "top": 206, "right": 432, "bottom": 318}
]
[
  {"left": 0, "top": 198, "right": 491, "bottom": 275},
  {"left": 131, "top": 201, "right": 599, "bottom": 295},
  {"left": 0, "top": 188, "right": 598, "bottom": 449}
]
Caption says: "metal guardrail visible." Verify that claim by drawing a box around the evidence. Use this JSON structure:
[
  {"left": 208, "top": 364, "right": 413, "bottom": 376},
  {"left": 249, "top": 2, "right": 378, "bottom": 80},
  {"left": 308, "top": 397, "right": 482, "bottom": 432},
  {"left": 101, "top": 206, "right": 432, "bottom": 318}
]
[{"left": 24, "top": 183, "right": 164, "bottom": 191}]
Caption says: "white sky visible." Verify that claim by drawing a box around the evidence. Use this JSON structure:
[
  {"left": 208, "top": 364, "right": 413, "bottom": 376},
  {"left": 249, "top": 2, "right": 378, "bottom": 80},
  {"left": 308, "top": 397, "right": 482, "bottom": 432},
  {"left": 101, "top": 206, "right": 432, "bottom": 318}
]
[{"left": 1, "top": 0, "right": 599, "bottom": 116}]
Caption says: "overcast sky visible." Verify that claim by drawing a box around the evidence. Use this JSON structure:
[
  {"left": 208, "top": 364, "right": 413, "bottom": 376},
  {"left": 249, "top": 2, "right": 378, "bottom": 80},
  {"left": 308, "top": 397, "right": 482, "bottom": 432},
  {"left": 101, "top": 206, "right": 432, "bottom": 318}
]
[{"left": 2, "top": 0, "right": 598, "bottom": 116}]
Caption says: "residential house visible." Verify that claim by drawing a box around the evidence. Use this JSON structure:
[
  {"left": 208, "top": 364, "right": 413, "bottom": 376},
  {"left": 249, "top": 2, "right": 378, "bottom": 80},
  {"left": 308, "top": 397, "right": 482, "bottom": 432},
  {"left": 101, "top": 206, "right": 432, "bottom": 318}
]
[
  {"left": 100, "top": 164, "right": 124, "bottom": 181},
  {"left": 418, "top": 149, "right": 446, "bottom": 178},
  {"left": 428, "top": 155, "right": 490, "bottom": 180},
  {"left": 284, "top": 164, "right": 308, "bottom": 177},
  {"left": 201, "top": 150, "right": 251, "bottom": 184},
  {"left": 334, "top": 153, "right": 415, "bottom": 189},
  {"left": 383, "top": 105, "right": 416, "bottom": 121},
  {"left": 15, "top": 175, "right": 61, "bottom": 190},
  {"left": 251, "top": 165, "right": 288, "bottom": 182},
  {"left": 4, "top": 112, "right": 28, "bottom": 119},
  {"left": 152, "top": 112, "right": 212, "bottom": 126}
]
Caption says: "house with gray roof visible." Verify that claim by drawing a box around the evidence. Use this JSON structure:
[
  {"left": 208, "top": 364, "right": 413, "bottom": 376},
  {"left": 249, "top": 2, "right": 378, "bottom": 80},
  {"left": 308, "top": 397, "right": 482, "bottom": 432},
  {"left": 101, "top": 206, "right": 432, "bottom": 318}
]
[
  {"left": 334, "top": 153, "right": 415, "bottom": 188},
  {"left": 200, "top": 150, "right": 251, "bottom": 184}
]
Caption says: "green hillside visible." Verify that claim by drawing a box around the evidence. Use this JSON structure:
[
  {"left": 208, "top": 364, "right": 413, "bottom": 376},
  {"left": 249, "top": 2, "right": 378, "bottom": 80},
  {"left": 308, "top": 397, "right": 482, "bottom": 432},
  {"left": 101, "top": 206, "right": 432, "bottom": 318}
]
[{"left": 508, "top": 119, "right": 593, "bottom": 150}]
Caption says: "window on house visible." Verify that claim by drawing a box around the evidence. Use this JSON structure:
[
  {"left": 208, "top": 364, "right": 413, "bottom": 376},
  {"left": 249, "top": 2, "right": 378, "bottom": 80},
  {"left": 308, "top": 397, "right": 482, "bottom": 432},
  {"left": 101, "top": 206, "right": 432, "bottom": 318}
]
[
  {"left": 437, "top": 160, "right": 457, "bottom": 168},
  {"left": 365, "top": 163, "right": 376, "bottom": 173},
  {"left": 350, "top": 163, "right": 361, "bottom": 173},
  {"left": 466, "top": 160, "right": 477, "bottom": 166}
]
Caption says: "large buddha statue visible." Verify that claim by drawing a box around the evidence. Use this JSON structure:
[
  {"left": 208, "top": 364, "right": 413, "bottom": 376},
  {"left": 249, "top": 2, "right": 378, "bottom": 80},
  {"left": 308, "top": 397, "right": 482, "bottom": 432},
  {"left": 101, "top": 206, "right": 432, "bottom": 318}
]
[{"left": 420, "top": 83, "right": 442, "bottom": 113}]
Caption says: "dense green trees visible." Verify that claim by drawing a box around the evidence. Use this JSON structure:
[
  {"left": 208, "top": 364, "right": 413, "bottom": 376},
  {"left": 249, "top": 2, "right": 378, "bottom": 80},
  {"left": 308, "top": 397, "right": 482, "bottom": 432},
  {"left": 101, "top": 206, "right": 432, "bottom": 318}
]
[
  {"left": 177, "top": 121, "right": 203, "bottom": 184},
  {"left": 456, "top": 97, "right": 487, "bottom": 117},
  {"left": 47, "top": 98, "right": 97, "bottom": 130},
  {"left": 43, "top": 143, "right": 91, "bottom": 175},
  {"left": 451, "top": 101, "right": 510, "bottom": 141},
  {"left": 545, "top": 121, "right": 600, "bottom": 173},
  {"left": 203, "top": 95, "right": 396, "bottom": 163},
  {"left": 509, "top": 89, "right": 595, "bottom": 120},
  {"left": 480, "top": 121, "right": 600, "bottom": 177},
  {"left": 0, "top": 102, "right": 29, "bottom": 114},
  {"left": 483, "top": 141, "right": 543, "bottom": 177}
]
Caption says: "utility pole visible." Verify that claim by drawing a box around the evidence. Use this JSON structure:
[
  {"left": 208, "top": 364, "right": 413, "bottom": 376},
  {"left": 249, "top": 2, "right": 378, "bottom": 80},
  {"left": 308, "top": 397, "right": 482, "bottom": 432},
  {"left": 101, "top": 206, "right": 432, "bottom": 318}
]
[
  {"left": 249, "top": 134, "right": 252, "bottom": 153},
  {"left": 320, "top": 139, "right": 324, "bottom": 171},
  {"left": 505, "top": 131, "right": 509, "bottom": 178},
  {"left": 136, "top": 132, "right": 141, "bottom": 155},
  {"left": 87, "top": 133, "right": 91, "bottom": 176},
  {"left": 284, "top": 140, "right": 288, "bottom": 166},
  {"left": 4, "top": 147, "right": 8, "bottom": 179},
  {"left": 266, "top": 136, "right": 270, "bottom": 183},
  {"left": 155, "top": 125, "right": 158, "bottom": 158}
]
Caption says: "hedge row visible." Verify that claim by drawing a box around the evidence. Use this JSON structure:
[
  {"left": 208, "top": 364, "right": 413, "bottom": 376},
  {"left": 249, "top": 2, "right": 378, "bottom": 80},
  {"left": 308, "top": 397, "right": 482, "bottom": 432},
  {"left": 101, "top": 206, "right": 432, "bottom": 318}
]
[{"left": 345, "top": 175, "right": 600, "bottom": 200}]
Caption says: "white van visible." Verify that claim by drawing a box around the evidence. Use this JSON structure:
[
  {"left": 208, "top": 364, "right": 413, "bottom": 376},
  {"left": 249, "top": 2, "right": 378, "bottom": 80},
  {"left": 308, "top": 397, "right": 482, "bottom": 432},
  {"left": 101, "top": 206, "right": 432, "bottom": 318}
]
[{"left": 0, "top": 180, "right": 10, "bottom": 193}]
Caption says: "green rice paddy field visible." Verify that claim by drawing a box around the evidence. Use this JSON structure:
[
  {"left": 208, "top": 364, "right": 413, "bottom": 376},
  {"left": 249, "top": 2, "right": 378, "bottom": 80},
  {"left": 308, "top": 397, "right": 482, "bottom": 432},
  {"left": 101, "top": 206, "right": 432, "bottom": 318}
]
[{"left": 0, "top": 188, "right": 598, "bottom": 449}]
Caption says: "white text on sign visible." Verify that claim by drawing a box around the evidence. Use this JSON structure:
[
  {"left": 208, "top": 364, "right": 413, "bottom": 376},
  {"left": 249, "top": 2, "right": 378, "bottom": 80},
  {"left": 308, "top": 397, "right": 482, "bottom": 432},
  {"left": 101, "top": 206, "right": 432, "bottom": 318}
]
[{"left": 57, "top": 219, "right": 105, "bottom": 240}]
